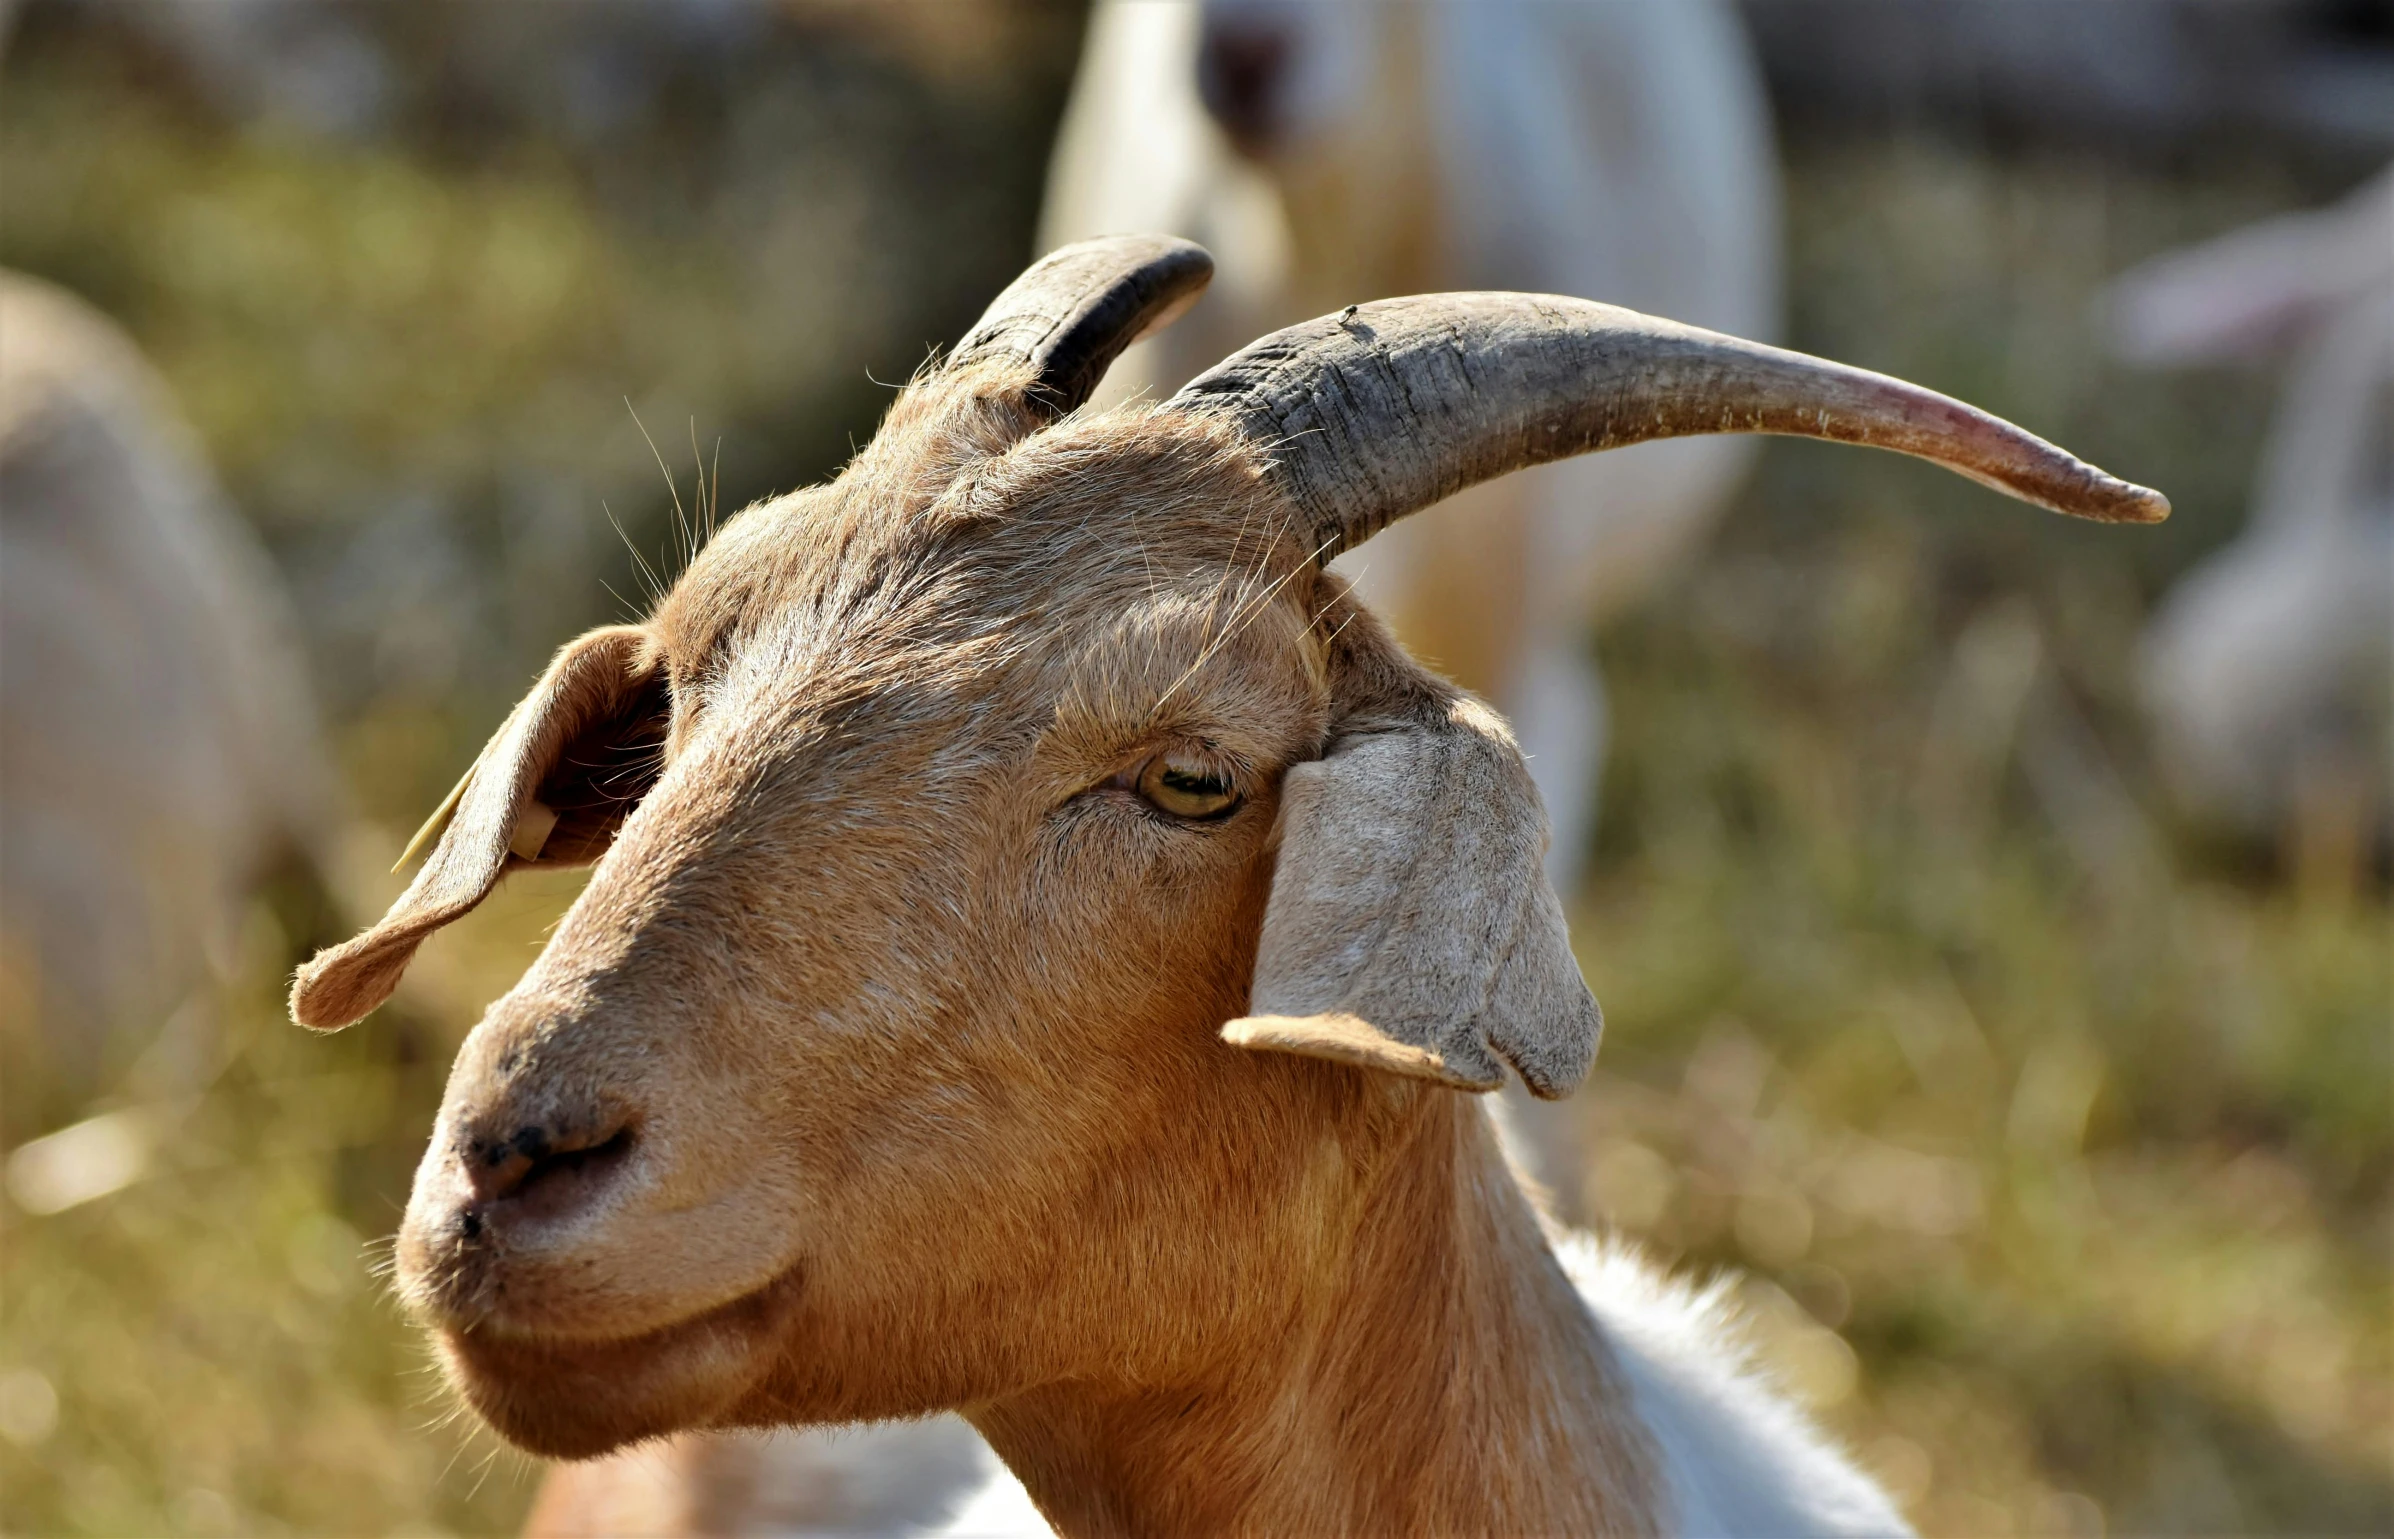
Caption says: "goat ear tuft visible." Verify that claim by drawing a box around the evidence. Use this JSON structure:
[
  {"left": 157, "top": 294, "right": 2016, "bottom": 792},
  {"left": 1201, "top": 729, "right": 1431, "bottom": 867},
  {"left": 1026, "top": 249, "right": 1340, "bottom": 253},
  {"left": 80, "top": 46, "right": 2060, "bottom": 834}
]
[
  {"left": 1223, "top": 615, "right": 1599, "bottom": 1098},
  {"left": 289, "top": 627, "right": 666, "bottom": 1031}
]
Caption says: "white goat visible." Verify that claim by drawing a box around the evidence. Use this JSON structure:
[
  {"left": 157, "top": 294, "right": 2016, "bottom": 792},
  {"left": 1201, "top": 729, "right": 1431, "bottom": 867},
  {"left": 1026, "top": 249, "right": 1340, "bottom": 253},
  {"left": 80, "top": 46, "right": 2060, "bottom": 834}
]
[
  {"left": 1, "top": 272, "right": 332, "bottom": 1088},
  {"left": 2108, "top": 166, "right": 2392, "bottom": 857},
  {"left": 301, "top": 239, "right": 2163, "bottom": 1537}
]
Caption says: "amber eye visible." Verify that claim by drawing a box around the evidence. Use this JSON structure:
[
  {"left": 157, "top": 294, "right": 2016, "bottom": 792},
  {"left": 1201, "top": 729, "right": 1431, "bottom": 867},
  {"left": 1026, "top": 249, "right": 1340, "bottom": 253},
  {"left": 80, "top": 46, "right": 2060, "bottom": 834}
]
[{"left": 1134, "top": 753, "right": 1239, "bottom": 819}]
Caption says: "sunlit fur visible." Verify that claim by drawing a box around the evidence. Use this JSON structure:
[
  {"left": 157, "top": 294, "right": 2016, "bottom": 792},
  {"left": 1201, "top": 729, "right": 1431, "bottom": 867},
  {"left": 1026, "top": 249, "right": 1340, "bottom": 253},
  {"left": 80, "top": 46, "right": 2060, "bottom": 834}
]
[{"left": 317, "top": 357, "right": 1900, "bottom": 1534}]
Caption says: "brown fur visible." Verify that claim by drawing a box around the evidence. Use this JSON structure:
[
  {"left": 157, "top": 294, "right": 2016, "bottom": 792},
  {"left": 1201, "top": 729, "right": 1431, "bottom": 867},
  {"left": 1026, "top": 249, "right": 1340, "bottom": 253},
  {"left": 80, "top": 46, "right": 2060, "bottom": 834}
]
[{"left": 300, "top": 359, "right": 1658, "bottom": 1534}]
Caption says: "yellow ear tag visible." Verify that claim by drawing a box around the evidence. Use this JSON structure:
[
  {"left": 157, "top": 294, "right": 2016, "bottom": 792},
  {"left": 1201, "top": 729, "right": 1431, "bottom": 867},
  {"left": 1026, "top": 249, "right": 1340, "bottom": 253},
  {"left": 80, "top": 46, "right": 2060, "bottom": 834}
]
[
  {"left": 509, "top": 800, "right": 559, "bottom": 862},
  {"left": 391, "top": 758, "right": 480, "bottom": 873}
]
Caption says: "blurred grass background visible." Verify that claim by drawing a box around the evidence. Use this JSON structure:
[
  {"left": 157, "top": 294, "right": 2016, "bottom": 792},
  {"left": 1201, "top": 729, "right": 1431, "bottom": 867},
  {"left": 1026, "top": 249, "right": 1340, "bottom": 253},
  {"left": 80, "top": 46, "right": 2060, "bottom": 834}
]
[{"left": 1, "top": 3, "right": 2386, "bottom": 1535}]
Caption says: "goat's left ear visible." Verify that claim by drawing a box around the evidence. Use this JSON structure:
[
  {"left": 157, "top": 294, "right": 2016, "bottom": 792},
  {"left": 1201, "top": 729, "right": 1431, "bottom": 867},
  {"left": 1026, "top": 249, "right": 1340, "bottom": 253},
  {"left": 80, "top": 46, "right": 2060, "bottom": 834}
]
[
  {"left": 1223, "top": 604, "right": 1599, "bottom": 1098},
  {"left": 290, "top": 626, "right": 668, "bottom": 1032}
]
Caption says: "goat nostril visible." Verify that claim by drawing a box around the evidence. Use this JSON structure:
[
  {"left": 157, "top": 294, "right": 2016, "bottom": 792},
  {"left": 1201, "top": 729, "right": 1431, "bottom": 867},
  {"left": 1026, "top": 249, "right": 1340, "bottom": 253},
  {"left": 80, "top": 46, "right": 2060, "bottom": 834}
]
[
  {"left": 466, "top": 1121, "right": 636, "bottom": 1207},
  {"left": 1198, "top": 26, "right": 1290, "bottom": 155}
]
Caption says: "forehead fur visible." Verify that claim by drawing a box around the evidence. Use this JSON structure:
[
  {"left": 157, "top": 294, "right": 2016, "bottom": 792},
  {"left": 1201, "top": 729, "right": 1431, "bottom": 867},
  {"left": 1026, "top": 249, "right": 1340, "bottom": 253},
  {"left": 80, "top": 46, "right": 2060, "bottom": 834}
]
[{"left": 648, "top": 363, "right": 1310, "bottom": 686}]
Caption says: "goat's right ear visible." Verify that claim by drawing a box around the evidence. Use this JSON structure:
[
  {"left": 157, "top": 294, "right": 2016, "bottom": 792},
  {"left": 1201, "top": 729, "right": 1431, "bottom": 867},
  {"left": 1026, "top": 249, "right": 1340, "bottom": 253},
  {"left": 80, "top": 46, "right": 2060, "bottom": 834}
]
[
  {"left": 1222, "top": 601, "right": 1601, "bottom": 1099},
  {"left": 290, "top": 626, "right": 668, "bottom": 1031}
]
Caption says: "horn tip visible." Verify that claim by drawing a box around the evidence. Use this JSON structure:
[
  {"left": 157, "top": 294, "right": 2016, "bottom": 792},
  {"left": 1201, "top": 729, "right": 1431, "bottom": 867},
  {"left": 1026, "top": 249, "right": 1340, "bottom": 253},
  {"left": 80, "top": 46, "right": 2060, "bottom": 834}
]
[
  {"left": 2040, "top": 466, "right": 2170, "bottom": 525},
  {"left": 2099, "top": 480, "right": 2171, "bottom": 525}
]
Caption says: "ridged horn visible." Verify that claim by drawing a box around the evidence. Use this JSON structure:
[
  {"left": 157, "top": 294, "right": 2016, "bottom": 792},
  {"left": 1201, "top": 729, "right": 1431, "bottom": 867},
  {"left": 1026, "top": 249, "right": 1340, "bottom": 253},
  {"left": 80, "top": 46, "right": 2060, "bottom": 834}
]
[
  {"left": 949, "top": 235, "right": 1215, "bottom": 417},
  {"left": 1168, "top": 293, "right": 2168, "bottom": 558}
]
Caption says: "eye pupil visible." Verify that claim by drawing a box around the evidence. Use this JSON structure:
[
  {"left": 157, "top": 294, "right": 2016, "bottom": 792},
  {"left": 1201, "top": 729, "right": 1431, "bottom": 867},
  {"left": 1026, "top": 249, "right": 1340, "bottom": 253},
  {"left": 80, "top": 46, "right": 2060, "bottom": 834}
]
[{"left": 1135, "top": 753, "right": 1239, "bottom": 819}]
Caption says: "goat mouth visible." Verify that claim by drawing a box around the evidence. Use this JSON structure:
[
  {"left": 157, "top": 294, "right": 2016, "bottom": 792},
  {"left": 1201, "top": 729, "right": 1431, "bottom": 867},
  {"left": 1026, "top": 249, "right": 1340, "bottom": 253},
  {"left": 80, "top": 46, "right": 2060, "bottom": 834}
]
[{"left": 435, "top": 1259, "right": 808, "bottom": 1458}]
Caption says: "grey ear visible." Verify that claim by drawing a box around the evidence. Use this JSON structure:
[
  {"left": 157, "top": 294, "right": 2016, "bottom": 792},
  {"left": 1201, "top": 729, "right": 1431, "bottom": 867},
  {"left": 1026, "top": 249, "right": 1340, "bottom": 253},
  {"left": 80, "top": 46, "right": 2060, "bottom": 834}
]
[
  {"left": 290, "top": 627, "right": 666, "bottom": 1031},
  {"left": 1222, "top": 610, "right": 1599, "bottom": 1098}
]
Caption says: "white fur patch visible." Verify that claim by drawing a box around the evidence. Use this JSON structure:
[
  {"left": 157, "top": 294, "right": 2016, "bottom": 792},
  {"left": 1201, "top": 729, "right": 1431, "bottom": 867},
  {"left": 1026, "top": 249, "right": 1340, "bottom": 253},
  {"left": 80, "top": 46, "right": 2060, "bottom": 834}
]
[{"left": 1554, "top": 1233, "right": 1915, "bottom": 1537}]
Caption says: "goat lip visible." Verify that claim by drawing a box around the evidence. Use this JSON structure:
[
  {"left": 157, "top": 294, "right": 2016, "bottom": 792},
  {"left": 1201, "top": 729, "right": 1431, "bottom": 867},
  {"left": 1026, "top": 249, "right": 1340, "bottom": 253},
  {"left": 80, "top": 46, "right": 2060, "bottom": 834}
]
[
  {"left": 436, "top": 1259, "right": 810, "bottom": 1459},
  {"left": 441, "top": 1250, "right": 808, "bottom": 1348}
]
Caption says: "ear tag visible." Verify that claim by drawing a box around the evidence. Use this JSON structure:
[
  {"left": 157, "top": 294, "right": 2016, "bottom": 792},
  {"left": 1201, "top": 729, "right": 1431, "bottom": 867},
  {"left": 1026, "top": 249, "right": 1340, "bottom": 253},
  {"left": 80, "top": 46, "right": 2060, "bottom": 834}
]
[{"left": 509, "top": 800, "right": 559, "bottom": 862}]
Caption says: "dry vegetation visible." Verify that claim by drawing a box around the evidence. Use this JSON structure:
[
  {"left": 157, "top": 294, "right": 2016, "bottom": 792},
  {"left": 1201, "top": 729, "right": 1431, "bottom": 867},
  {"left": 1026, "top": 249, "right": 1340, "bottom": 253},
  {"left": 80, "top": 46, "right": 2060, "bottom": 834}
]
[{"left": 2, "top": 8, "right": 2385, "bottom": 1536}]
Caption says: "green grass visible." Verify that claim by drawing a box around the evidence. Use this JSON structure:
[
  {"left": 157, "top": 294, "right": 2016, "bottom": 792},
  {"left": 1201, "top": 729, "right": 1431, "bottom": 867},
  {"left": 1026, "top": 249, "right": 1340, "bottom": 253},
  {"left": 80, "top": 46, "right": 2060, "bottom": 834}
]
[{"left": 3, "top": 913, "right": 529, "bottom": 1534}]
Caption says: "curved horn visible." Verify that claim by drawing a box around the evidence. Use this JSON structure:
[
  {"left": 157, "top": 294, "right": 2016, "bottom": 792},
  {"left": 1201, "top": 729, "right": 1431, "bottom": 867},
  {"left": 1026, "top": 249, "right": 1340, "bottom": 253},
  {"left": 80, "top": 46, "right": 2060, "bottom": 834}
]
[
  {"left": 949, "top": 235, "right": 1215, "bottom": 417},
  {"left": 1168, "top": 293, "right": 2168, "bottom": 558}
]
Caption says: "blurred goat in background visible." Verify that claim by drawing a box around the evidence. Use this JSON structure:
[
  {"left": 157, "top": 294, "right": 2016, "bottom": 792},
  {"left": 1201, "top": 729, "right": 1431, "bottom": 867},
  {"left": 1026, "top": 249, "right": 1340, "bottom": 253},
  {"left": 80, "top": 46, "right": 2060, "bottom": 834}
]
[
  {"left": 1044, "top": 0, "right": 1781, "bottom": 901},
  {"left": 2107, "top": 167, "right": 2392, "bottom": 887},
  {"left": 0, "top": 272, "right": 334, "bottom": 1098}
]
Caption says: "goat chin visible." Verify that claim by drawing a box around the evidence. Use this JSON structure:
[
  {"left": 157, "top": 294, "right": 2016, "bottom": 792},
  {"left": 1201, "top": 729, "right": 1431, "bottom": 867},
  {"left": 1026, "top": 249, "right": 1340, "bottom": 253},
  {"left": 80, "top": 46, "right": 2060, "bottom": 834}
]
[
  {"left": 437, "top": 1265, "right": 809, "bottom": 1462},
  {"left": 523, "top": 1223, "right": 1915, "bottom": 1539}
]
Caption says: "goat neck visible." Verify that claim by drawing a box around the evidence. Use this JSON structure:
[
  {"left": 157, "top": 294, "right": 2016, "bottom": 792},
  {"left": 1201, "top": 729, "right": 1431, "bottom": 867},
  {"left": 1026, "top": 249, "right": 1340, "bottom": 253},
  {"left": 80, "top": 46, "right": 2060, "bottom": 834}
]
[{"left": 971, "top": 1082, "right": 1661, "bottom": 1538}]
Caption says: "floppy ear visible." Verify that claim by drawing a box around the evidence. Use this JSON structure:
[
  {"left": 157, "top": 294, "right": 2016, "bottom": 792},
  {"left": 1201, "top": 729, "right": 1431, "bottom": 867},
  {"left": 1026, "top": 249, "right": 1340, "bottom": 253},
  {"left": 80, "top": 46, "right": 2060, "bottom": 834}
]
[
  {"left": 1222, "top": 602, "right": 1600, "bottom": 1098},
  {"left": 290, "top": 626, "right": 668, "bottom": 1031}
]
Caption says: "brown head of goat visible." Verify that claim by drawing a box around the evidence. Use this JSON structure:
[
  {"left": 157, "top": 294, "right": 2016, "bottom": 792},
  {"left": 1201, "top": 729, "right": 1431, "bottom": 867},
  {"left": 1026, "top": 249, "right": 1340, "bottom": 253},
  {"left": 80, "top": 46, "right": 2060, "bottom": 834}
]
[{"left": 293, "top": 237, "right": 2164, "bottom": 1534}]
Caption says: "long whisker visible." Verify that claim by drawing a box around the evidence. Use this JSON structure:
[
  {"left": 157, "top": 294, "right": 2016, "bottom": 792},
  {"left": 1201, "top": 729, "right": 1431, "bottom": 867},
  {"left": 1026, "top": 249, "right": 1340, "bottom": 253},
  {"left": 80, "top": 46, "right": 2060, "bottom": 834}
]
[
  {"left": 605, "top": 503, "right": 666, "bottom": 608},
  {"left": 627, "top": 399, "right": 692, "bottom": 578},
  {"left": 1150, "top": 529, "right": 1333, "bottom": 716}
]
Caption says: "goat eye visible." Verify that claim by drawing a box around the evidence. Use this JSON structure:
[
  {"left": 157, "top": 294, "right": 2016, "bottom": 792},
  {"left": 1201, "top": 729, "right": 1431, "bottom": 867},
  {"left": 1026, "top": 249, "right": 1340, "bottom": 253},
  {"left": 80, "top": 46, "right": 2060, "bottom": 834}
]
[{"left": 1134, "top": 753, "right": 1238, "bottom": 820}]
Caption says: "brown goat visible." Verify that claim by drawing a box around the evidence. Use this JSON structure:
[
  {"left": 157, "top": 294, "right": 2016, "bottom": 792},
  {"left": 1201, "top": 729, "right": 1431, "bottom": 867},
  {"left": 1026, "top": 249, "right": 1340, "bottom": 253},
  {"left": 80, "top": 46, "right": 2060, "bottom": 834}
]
[{"left": 295, "top": 237, "right": 2162, "bottom": 1536}]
